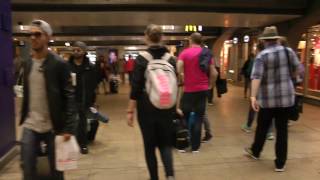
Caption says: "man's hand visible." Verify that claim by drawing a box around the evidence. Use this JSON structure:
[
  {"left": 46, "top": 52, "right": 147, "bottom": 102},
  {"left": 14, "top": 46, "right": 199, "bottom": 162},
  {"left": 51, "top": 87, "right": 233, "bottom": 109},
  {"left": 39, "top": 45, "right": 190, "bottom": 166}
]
[
  {"left": 127, "top": 112, "right": 134, "bottom": 127},
  {"left": 250, "top": 97, "right": 260, "bottom": 112},
  {"left": 63, "top": 133, "right": 72, "bottom": 141}
]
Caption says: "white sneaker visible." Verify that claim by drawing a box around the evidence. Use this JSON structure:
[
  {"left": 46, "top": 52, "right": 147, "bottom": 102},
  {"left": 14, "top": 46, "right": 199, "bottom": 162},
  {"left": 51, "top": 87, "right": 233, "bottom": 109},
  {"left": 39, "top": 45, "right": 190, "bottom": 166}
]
[
  {"left": 177, "top": 149, "right": 186, "bottom": 153},
  {"left": 275, "top": 167, "right": 285, "bottom": 172},
  {"left": 267, "top": 133, "right": 275, "bottom": 140},
  {"left": 192, "top": 150, "right": 200, "bottom": 154}
]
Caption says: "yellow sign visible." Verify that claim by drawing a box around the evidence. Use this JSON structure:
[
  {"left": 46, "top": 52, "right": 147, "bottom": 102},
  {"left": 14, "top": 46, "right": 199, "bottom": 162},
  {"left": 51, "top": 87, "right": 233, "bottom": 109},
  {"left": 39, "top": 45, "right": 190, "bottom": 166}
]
[{"left": 185, "top": 25, "right": 203, "bottom": 32}]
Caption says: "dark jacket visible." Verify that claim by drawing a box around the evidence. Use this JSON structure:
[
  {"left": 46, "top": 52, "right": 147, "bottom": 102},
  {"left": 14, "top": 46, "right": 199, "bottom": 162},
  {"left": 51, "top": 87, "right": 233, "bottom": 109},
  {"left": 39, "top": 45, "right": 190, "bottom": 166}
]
[
  {"left": 20, "top": 51, "right": 76, "bottom": 134},
  {"left": 69, "top": 55, "right": 99, "bottom": 109},
  {"left": 241, "top": 58, "right": 254, "bottom": 78},
  {"left": 130, "top": 45, "right": 176, "bottom": 101}
]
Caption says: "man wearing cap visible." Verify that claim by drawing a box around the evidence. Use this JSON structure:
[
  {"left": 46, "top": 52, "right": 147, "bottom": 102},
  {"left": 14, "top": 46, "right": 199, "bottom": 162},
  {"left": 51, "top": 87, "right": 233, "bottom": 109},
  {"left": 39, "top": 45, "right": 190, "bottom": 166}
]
[
  {"left": 69, "top": 41, "right": 99, "bottom": 154},
  {"left": 245, "top": 26, "right": 301, "bottom": 172},
  {"left": 20, "top": 20, "right": 76, "bottom": 180}
]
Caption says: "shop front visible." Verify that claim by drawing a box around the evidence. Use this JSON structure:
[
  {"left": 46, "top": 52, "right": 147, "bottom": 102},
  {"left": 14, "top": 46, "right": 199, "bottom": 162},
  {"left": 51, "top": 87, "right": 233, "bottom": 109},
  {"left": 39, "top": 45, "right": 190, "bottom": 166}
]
[{"left": 298, "top": 25, "right": 320, "bottom": 101}]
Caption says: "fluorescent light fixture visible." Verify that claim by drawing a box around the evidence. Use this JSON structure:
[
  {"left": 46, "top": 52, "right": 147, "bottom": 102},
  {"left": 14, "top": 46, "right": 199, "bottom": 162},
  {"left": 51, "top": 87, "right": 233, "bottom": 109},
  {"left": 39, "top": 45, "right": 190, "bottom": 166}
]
[
  {"left": 233, "top": 37, "right": 238, "bottom": 44},
  {"left": 244, "top": 35, "right": 250, "bottom": 43},
  {"left": 126, "top": 46, "right": 138, "bottom": 50},
  {"left": 229, "top": 70, "right": 235, "bottom": 73},
  {"left": 65, "top": 42, "right": 70, "bottom": 47},
  {"left": 198, "top": 25, "right": 203, "bottom": 32},
  {"left": 49, "top": 40, "right": 54, "bottom": 43}
]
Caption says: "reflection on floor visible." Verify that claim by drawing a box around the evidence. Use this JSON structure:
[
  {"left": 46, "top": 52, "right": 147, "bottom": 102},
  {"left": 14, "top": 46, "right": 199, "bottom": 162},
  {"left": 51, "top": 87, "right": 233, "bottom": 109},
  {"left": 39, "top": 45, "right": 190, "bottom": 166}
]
[{"left": 1, "top": 84, "right": 320, "bottom": 180}]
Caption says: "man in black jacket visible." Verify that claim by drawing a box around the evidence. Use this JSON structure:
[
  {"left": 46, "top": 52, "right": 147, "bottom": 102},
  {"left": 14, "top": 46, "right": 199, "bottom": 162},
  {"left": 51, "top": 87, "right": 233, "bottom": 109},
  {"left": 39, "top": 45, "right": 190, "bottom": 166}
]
[
  {"left": 20, "top": 20, "right": 76, "bottom": 180},
  {"left": 69, "top": 41, "right": 99, "bottom": 154}
]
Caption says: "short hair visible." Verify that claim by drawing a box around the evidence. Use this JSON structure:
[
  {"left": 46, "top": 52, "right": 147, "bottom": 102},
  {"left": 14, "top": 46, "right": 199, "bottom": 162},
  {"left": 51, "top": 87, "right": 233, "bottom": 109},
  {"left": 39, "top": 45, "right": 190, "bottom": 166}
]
[
  {"left": 190, "top": 32, "right": 202, "bottom": 45},
  {"left": 145, "top": 24, "right": 163, "bottom": 43}
]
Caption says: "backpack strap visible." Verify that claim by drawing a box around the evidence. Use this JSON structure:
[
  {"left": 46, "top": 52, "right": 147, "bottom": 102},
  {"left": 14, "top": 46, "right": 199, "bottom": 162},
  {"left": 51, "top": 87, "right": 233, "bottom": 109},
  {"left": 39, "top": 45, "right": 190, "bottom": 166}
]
[{"left": 140, "top": 51, "right": 172, "bottom": 62}]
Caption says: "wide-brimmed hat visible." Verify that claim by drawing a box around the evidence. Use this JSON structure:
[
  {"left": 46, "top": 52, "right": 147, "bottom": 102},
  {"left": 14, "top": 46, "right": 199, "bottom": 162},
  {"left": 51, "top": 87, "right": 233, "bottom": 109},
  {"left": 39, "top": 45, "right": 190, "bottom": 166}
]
[{"left": 258, "top": 26, "right": 281, "bottom": 40}]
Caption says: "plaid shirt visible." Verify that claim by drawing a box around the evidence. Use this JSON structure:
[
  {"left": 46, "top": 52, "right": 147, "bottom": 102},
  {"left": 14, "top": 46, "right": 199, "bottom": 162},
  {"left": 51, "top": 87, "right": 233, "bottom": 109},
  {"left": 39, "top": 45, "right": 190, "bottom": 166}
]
[{"left": 251, "top": 45, "right": 300, "bottom": 108}]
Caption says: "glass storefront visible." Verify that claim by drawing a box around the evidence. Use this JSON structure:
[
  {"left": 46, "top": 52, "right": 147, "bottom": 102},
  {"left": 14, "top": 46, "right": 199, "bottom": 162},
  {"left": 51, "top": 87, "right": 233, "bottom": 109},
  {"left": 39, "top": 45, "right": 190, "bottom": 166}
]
[{"left": 300, "top": 25, "right": 320, "bottom": 99}]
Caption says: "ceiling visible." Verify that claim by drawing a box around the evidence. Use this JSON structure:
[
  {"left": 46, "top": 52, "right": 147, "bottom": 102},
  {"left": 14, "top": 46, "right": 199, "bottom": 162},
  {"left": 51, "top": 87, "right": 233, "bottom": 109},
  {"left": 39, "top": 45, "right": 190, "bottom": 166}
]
[{"left": 11, "top": 0, "right": 311, "bottom": 47}]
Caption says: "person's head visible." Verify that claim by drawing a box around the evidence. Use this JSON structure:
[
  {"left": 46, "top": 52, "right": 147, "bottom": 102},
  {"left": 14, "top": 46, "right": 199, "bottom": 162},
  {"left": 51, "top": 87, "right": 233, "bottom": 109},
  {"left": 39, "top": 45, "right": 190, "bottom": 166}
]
[
  {"left": 256, "top": 41, "right": 265, "bottom": 52},
  {"left": 28, "top": 20, "right": 52, "bottom": 52},
  {"left": 98, "top": 55, "right": 105, "bottom": 61},
  {"left": 259, "top": 26, "right": 280, "bottom": 47},
  {"left": 189, "top": 32, "right": 203, "bottom": 46},
  {"left": 144, "top": 24, "right": 163, "bottom": 44},
  {"left": 278, "top": 36, "right": 289, "bottom": 47},
  {"left": 73, "top": 41, "right": 87, "bottom": 59},
  {"left": 249, "top": 53, "right": 255, "bottom": 59}
]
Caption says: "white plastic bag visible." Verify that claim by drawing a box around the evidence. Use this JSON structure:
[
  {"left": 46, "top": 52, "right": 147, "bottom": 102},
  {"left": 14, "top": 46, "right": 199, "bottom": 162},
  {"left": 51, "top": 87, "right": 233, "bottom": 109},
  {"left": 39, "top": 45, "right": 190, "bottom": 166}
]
[{"left": 55, "top": 135, "right": 80, "bottom": 171}]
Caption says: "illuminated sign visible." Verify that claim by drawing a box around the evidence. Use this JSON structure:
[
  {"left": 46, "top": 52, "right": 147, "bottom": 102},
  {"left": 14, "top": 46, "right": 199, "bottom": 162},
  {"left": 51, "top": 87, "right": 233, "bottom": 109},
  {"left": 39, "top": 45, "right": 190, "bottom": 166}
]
[
  {"left": 233, "top": 37, "right": 238, "bottom": 44},
  {"left": 244, "top": 35, "right": 250, "bottom": 43},
  {"left": 185, "top": 25, "right": 203, "bottom": 32}
]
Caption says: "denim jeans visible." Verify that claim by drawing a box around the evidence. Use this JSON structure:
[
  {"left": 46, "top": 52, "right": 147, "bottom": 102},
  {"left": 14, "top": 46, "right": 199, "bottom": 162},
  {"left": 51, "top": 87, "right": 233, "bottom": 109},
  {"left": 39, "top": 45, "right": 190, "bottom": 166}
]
[
  {"left": 21, "top": 128, "right": 64, "bottom": 180},
  {"left": 181, "top": 91, "right": 207, "bottom": 151},
  {"left": 203, "top": 113, "right": 212, "bottom": 135}
]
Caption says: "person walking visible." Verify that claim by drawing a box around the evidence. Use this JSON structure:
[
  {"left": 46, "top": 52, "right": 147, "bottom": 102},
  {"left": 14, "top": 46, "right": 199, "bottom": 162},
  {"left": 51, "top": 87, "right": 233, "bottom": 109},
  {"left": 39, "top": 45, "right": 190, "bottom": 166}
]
[
  {"left": 241, "top": 53, "right": 255, "bottom": 99},
  {"left": 245, "top": 26, "right": 301, "bottom": 172},
  {"left": 241, "top": 42, "right": 275, "bottom": 140},
  {"left": 20, "top": 20, "right": 76, "bottom": 180},
  {"left": 69, "top": 41, "right": 99, "bottom": 154},
  {"left": 127, "top": 24, "right": 176, "bottom": 180},
  {"left": 177, "top": 32, "right": 217, "bottom": 153},
  {"left": 126, "top": 55, "right": 135, "bottom": 85}
]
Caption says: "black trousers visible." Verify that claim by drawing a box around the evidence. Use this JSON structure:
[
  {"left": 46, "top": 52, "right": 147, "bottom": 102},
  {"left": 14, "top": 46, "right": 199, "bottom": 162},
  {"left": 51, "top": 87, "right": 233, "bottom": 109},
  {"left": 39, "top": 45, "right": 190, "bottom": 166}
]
[
  {"left": 76, "top": 105, "right": 88, "bottom": 149},
  {"left": 251, "top": 107, "right": 290, "bottom": 168},
  {"left": 137, "top": 94, "right": 175, "bottom": 180},
  {"left": 207, "top": 88, "right": 214, "bottom": 103}
]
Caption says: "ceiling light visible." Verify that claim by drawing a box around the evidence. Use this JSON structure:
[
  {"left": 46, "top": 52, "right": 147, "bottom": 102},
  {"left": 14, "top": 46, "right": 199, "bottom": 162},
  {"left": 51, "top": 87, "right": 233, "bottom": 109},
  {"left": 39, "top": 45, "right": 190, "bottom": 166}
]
[
  {"left": 65, "top": 42, "right": 70, "bottom": 47},
  {"left": 126, "top": 46, "right": 137, "bottom": 50},
  {"left": 49, "top": 40, "right": 54, "bottom": 43},
  {"left": 198, "top": 25, "right": 203, "bottom": 32}
]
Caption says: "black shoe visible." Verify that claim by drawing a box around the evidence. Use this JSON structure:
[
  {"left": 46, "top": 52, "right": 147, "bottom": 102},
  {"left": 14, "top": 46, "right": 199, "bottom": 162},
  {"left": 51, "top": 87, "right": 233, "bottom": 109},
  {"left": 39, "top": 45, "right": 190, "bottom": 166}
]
[
  {"left": 80, "top": 147, "right": 89, "bottom": 154},
  {"left": 244, "top": 147, "right": 259, "bottom": 160},
  {"left": 201, "top": 133, "right": 213, "bottom": 143}
]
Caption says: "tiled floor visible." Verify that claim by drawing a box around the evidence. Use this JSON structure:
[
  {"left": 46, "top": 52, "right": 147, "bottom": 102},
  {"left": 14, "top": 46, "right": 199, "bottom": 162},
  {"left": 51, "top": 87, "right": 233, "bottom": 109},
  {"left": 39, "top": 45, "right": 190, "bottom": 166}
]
[{"left": 1, "top": 84, "right": 320, "bottom": 180}]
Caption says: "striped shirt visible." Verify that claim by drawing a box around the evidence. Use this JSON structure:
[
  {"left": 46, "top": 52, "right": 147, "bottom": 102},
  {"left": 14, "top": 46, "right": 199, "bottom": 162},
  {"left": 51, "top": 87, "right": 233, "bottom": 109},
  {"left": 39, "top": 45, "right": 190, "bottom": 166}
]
[{"left": 251, "top": 45, "right": 300, "bottom": 108}]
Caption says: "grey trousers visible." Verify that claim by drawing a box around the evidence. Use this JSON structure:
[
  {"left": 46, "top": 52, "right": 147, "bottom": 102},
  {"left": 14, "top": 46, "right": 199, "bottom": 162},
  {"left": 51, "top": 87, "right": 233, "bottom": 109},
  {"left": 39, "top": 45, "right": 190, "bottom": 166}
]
[{"left": 203, "top": 113, "right": 212, "bottom": 135}]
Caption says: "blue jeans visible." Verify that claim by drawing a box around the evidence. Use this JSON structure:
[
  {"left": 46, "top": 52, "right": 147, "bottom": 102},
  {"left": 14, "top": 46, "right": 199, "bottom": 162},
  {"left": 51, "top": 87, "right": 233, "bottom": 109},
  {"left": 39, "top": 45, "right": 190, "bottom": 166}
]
[{"left": 21, "top": 128, "right": 64, "bottom": 180}]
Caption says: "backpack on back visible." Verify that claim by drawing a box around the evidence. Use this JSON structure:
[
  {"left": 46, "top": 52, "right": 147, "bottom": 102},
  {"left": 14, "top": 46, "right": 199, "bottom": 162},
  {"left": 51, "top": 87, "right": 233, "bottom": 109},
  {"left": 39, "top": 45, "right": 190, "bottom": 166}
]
[
  {"left": 140, "top": 51, "right": 177, "bottom": 109},
  {"left": 199, "top": 47, "right": 212, "bottom": 73}
]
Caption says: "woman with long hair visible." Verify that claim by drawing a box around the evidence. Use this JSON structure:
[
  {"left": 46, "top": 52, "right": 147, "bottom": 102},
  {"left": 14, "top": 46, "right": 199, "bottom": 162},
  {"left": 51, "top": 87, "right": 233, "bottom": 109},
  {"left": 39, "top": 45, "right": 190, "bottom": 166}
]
[{"left": 127, "top": 24, "right": 176, "bottom": 180}]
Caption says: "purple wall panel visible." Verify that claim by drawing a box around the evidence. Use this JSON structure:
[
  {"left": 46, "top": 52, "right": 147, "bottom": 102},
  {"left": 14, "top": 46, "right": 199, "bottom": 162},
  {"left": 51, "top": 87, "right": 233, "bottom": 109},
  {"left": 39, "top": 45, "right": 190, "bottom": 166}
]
[{"left": 0, "top": 0, "right": 16, "bottom": 158}]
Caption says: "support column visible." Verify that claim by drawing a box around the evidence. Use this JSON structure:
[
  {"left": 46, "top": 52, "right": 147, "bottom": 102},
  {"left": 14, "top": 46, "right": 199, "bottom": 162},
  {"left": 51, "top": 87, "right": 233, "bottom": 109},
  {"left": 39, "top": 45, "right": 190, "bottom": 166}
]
[{"left": 0, "top": 0, "right": 18, "bottom": 170}]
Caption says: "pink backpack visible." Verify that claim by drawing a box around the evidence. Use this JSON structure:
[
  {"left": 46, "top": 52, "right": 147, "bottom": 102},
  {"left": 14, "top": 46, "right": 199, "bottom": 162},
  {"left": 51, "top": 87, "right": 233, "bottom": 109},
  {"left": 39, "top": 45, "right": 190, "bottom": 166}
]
[{"left": 140, "top": 51, "right": 178, "bottom": 109}]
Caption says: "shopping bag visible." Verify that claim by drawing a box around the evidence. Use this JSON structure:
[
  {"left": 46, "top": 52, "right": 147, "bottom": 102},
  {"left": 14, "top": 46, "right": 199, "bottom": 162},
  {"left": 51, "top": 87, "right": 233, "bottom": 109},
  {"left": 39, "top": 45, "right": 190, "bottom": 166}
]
[{"left": 55, "top": 135, "right": 80, "bottom": 171}]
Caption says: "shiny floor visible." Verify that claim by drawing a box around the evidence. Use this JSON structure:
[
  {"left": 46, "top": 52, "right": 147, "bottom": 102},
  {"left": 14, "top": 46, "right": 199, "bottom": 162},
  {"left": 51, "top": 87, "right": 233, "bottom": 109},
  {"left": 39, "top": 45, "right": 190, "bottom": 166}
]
[{"left": 1, "top": 84, "right": 320, "bottom": 180}]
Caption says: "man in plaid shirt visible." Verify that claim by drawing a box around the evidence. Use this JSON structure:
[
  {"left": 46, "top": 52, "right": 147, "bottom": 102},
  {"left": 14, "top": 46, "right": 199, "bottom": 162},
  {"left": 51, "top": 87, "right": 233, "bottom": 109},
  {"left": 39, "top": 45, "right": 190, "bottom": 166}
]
[{"left": 245, "top": 26, "right": 300, "bottom": 172}]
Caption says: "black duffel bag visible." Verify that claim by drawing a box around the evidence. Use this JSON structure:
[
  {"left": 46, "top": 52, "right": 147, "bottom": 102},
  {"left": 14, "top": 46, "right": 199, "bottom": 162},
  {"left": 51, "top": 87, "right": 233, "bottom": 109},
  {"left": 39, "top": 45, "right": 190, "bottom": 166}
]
[
  {"left": 172, "top": 114, "right": 189, "bottom": 150},
  {"left": 288, "top": 95, "right": 303, "bottom": 121}
]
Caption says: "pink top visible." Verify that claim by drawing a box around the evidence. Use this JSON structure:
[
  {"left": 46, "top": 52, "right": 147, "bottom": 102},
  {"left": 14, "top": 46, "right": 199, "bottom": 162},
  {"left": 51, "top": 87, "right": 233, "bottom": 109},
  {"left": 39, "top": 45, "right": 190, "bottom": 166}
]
[{"left": 178, "top": 46, "right": 212, "bottom": 92}]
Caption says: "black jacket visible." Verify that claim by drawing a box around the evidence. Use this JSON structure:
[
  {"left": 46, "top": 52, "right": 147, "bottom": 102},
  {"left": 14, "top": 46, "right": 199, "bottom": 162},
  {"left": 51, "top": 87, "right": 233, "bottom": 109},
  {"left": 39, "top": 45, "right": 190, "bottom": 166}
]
[
  {"left": 69, "top": 55, "right": 99, "bottom": 109},
  {"left": 20, "top": 51, "right": 77, "bottom": 134}
]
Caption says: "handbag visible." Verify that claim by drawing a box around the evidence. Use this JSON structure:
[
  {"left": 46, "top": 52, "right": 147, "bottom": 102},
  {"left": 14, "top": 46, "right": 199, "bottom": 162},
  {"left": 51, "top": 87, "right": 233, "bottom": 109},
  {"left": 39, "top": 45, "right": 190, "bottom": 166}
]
[
  {"left": 216, "top": 78, "right": 228, "bottom": 95},
  {"left": 284, "top": 47, "right": 303, "bottom": 121},
  {"left": 173, "top": 114, "right": 190, "bottom": 150}
]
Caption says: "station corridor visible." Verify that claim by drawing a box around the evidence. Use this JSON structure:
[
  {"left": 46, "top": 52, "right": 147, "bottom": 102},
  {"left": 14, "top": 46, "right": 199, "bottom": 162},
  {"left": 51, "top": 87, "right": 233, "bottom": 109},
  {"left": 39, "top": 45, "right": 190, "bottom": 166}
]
[{"left": 0, "top": 84, "right": 320, "bottom": 180}]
